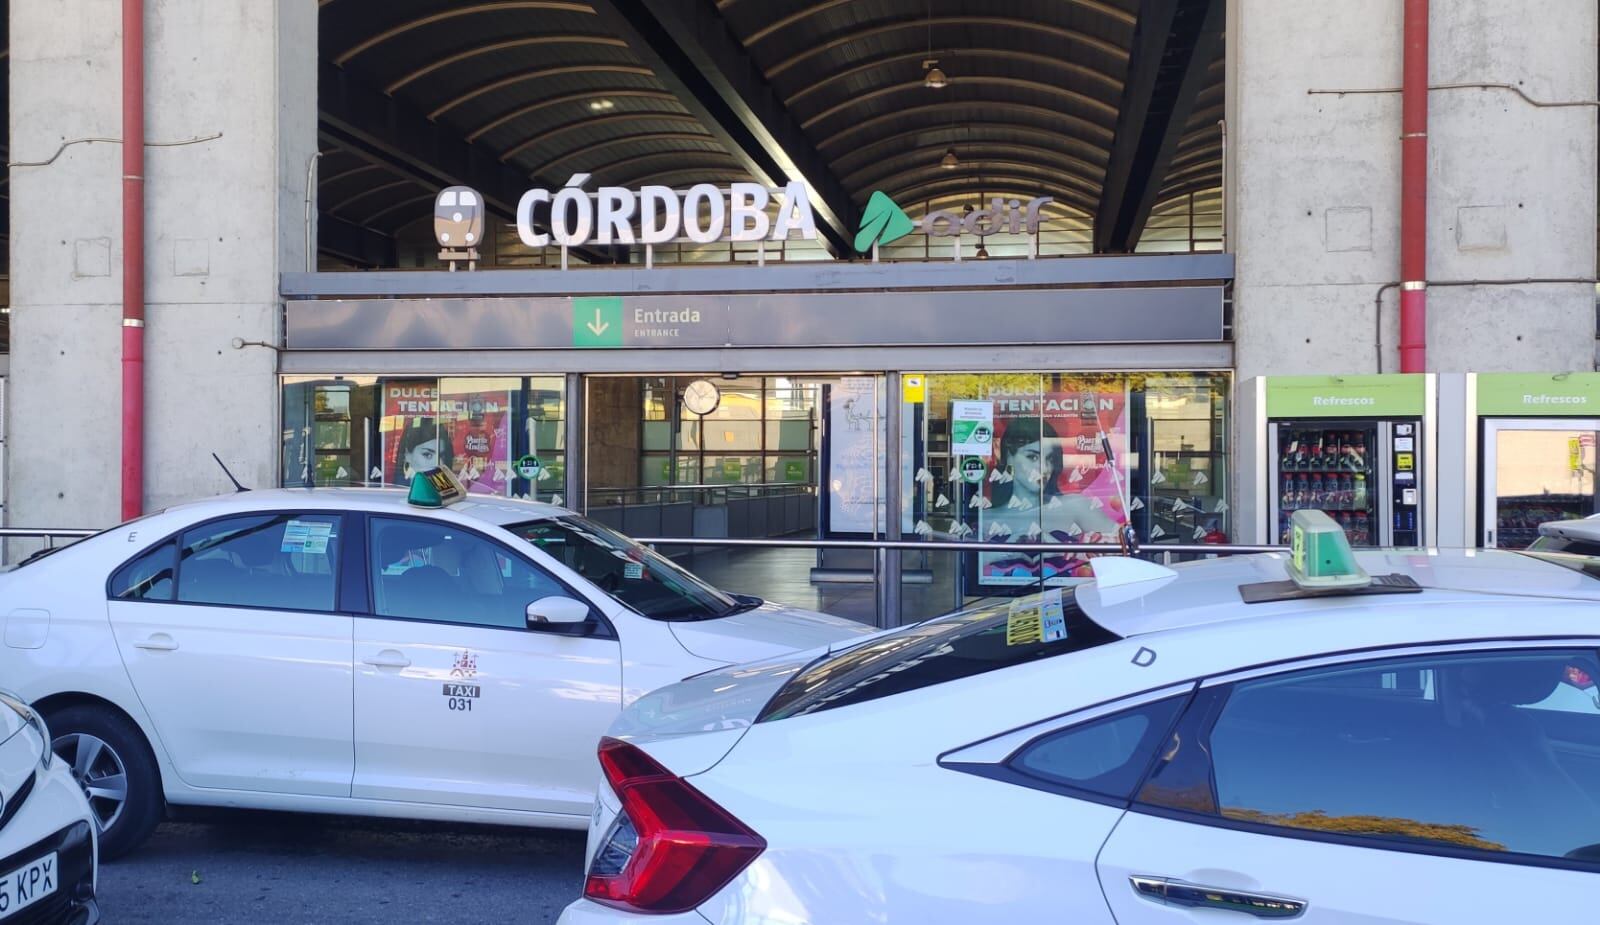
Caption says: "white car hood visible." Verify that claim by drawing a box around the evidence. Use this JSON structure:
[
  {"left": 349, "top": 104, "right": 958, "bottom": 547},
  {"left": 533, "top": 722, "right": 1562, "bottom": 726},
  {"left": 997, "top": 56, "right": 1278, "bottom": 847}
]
[{"left": 668, "top": 601, "right": 872, "bottom": 664}]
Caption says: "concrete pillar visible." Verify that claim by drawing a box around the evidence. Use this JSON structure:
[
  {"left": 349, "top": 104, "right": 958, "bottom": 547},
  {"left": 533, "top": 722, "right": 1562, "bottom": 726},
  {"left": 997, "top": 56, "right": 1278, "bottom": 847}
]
[
  {"left": 1227, "top": 0, "right": 1598, "bottom": 383},
  {"left": 586, "top": 378, "right": 642, "bottom": 492},
  {"left": 7, "top": 1, "right": 316, "bottom": 528}
]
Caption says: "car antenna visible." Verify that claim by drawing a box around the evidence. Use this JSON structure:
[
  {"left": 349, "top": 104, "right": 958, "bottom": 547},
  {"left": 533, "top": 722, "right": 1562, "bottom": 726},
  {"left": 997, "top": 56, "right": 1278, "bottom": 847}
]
[
  {"left": 212, "top": 453, "right": 251, "bottom": 493},
  {"left": 1093, "top": 400, "right": 1138, "bottom": 555}
]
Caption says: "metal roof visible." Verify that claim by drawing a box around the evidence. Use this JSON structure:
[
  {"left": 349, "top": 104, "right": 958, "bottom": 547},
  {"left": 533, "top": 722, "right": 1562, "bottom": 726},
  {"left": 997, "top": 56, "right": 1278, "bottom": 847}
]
[{"left": 315, "top": 0, "right": 1227, "bottom": 265}]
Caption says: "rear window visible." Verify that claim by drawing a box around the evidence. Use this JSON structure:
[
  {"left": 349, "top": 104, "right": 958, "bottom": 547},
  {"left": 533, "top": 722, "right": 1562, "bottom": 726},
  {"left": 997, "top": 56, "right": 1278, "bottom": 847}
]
[
  {"left": 757, "top": 589, "right": 1117, "bottom": 722},
  {"left": 1516, "top": 550, "right": 1600, "bottom": 579}
]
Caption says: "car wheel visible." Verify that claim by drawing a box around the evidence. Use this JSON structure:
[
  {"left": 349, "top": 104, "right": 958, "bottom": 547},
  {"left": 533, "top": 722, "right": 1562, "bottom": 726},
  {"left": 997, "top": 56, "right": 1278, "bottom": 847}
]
[{"left": 48, "top": 706, "right": 163, "bottom": 860}]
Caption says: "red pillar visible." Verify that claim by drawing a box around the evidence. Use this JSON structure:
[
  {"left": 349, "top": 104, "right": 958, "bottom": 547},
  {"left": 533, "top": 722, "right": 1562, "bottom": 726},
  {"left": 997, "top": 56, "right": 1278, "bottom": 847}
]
[
  {"left": 1398, "top": 0, "right": 1428, "bottom": 373},
  {"left": 121, "top": 0, "right": 145, "bottom": 519}
]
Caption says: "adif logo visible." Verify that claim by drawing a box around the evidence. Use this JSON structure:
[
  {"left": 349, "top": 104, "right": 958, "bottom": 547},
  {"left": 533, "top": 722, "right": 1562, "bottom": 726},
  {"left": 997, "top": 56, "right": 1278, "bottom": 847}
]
[{"left": 853, "top": 190, "right": 1055, "bottom": 253}]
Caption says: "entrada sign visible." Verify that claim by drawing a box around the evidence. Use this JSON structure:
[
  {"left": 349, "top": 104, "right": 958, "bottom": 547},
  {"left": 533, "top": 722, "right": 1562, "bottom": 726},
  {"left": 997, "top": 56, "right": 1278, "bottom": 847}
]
[{"left": 516, "top": 174, "right": 818, "bottom": 248}]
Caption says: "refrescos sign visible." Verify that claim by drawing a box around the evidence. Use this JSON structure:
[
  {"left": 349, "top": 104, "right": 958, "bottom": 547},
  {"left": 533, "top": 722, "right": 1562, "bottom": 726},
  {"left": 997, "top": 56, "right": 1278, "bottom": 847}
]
[{"left": 515, "top": 174, "right": 818, "bottom": 248}]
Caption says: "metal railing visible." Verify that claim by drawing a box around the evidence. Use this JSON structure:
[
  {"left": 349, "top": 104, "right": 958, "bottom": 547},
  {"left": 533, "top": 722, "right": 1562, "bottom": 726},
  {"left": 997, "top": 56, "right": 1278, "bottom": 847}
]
[
  {"left": 0, "top": 527, "right": 98, "bottom": 547},
  {"left": 0, "top": 524, "right": 1288, "bottom": 628},
  {"left": 634, "top": 536, "right": 1287, "bottom": 628},
  {"left": 587, "top": 482, "right": 814, "bottom": 507}
]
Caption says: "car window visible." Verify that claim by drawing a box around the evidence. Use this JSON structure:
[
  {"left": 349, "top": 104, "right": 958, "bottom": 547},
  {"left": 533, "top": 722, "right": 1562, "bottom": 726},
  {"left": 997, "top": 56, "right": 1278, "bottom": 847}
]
[
  {"left": 110, "top": 540, "right": 177, "bottom": 601},
  {"left": 176, "top": 513, "right": 341, "bottom": 612},
  {"left": 1163, "top": 649, "right": 1600, "bottom": 865},
  {"left": 758, "top": 589, "right": 1118, "bottom": 721},
  {"left": 370, "top": 517, "right": 578, "bottom": 629},
  {"left": 508, "top": 517, "right": 741, "bottom": 621},
  {"left": 1009, "top": 695, "right": 1188, "bottom": 800}
]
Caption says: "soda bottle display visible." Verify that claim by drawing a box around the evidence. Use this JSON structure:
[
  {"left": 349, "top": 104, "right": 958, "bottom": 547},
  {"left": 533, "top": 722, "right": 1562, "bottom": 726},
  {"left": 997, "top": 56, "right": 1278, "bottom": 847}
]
[
  {"left": 1350, "top": 431, "right": 1368, "bottom": 471},
  {"left": 1293, "top": 433, "right": 1310, "bottom": 470},
  {"left": 1339, "top": 473, "right": 1354, "bottom": 508},
  {"left": 1282, "top": 473, "right": 1297, "bottom": 510},
  {"left": 1354, "top": 511, "right": 1370, "bottom": 545},
  {"left": 1308, "top": 474, "right": 1324, "bottom": 508},
  {"left": 1307, "top": 432, "right": 1325, "bottom": 469},
  {"left": 1281, "top": 432, "right": 1301, "bottom": 471},
  {"left": 1339, "top": 432, "right": 1355, "bottom": 470},
  {"left": 1296, "top": 472, "right": 1311, "bottom": 507},
  {"left": 1352, "top": 473, "right": 1368, "bottom": 509}
]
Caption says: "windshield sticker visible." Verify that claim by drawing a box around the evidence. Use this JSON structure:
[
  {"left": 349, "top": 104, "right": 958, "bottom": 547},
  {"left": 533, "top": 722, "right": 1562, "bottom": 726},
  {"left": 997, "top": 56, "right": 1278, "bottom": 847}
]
[
  {"left": 281, "top": 520, "right": 333, "bottom": 555},
  {"left": 1005, "top": 598, "right": 1042, "bottom": 646},
  {"left": 1005, "top": 590, "right": 1068, "bottom": 646},
  {"left": 1038, "top": 589, "right": 1068, "bottom": 642},
  {"left": 624, "top": 562, "right": 644, "bottom": 580}
]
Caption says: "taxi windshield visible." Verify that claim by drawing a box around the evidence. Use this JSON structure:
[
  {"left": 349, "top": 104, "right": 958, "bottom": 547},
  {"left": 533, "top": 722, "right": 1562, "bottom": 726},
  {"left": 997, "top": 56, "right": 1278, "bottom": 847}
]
[
  {"left": 508, "top": 516, "right": 744, "bottom": 622},
  {"left": 757, "top": 588, "right": 1118, "bottom": 722}
]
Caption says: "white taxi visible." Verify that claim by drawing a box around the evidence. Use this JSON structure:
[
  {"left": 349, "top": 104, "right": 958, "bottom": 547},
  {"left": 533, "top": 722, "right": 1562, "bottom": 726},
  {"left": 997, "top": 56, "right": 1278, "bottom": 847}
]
[
  {"left": 0, "top": 691, "right": 98, "bottom": 924},
  {"left": 560, "top": 513, "right": 1600, "bottom": 925},
  {"left": 0, "top": 478, "right": 869, "bottom": 858}
]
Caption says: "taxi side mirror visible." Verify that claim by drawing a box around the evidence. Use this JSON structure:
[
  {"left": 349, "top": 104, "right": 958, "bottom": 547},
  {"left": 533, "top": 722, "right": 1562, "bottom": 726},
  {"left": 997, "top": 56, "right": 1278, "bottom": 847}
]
[{"left": 527, "top": 596, "right": 590, "bottom": 626}]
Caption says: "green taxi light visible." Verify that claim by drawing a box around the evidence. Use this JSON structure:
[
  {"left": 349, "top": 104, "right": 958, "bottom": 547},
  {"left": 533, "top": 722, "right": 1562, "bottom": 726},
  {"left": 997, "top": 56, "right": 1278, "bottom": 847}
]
[
  {"left": 408, "top": 467, "right": 466, "bottom": 508},
  {"left": 1287, "top": 509, "right": 1371, "bottom": 589}
]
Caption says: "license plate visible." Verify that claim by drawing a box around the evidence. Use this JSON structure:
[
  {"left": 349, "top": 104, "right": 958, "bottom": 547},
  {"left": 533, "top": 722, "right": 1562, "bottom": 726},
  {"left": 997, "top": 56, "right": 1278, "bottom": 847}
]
[{"left": 0, "top": 851, "right": 57, "bottom": 920}]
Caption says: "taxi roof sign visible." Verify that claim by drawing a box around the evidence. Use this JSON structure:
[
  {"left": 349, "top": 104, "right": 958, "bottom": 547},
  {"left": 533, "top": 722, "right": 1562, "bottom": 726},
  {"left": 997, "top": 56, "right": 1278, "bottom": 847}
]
[
  {"left": 1287, "top": 509, "right": 1370, "bottom": 589},
  {"left": 408, "top": 467, "right": 467, "bottom": 508}
]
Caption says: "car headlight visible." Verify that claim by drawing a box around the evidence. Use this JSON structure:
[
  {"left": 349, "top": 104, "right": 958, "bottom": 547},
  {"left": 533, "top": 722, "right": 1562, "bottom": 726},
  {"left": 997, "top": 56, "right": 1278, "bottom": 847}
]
[{"left": 0, "top": 690, "right": 53, "bottom": 772}]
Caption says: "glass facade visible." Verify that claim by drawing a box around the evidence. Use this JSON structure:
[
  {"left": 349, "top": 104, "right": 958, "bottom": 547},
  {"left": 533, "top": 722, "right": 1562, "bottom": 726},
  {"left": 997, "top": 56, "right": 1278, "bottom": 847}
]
[
  {"left": 280, "top": 375, "right": 568, "bottom": 503},
  {"left": 279, "top": 369, "right": 1229, "bottom": 626},
  {"left": 630, "top": 376, "right": 820, "bottom": 491},
  {"left": 898, "top": 372, "right": 1230, "bottom": 614}
]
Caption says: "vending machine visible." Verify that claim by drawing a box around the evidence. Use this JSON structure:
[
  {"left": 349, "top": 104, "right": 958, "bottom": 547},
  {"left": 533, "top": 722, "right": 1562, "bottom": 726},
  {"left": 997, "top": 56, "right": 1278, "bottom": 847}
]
[
  {"left": 1241, "top": 375, "right": 1436, "bottom": 547},
  {"left": 1453, "top": 373, "right": 1600, "bottom": 549}
]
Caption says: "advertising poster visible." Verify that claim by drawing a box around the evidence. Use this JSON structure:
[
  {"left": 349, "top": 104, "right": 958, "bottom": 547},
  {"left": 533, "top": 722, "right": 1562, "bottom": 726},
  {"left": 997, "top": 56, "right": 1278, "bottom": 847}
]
[
  {"left": 380, "top": 380, "right": 511, "bottom": 496},
  {"left": 974, "top": 384, "right": 1130, "bottom": 586},
  {"left": 826, "top": 377, "right": 885, "bottom": 534}
]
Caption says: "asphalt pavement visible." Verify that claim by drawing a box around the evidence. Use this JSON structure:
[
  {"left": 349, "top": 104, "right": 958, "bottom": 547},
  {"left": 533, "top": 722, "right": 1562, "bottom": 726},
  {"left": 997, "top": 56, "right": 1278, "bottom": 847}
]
[{"left": 96, "top": 811, "right": 589, "bottom": 924}]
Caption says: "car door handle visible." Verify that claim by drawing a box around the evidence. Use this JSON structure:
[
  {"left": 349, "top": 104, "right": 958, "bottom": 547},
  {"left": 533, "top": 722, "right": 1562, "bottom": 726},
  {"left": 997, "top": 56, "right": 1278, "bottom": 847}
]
[
  {"left": 362, "top": 651, "right": 411, "bottom": 669},
  {"left": 133, "top": 634, "right": 179, "bottom": 652},
  {"left": 1131, "top": 876, "right": 1307, "bottom": 919}
]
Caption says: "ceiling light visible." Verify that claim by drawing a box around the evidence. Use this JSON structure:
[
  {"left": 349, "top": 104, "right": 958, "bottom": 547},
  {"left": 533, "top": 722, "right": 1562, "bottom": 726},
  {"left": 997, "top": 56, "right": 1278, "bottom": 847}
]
[
  {"left": 588, "top": 98, "right": 615, "bottom": 112},
  {"left": 975, "top": 243, "right": 990, "bottom": 259},
  {"left": 940, "top": 147, "right": 958, "bottom": 169},
  {"left": 922, "top": 59, "right": 948, "bottom": 89}
]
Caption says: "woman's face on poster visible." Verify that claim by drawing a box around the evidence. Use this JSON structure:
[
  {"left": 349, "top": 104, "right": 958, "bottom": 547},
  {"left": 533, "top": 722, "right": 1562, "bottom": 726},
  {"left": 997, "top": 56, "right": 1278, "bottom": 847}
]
[
  {"left": 406, "top": 438, "right": 442, "bottom": 474},
  {"left": 1009, "top": 439, "right": 1053, "bottom": 492}
]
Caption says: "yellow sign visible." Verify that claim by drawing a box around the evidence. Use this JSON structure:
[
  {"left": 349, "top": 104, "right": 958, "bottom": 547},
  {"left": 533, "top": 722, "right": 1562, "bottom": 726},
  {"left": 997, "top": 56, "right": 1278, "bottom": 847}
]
[
  {"left": 1396, "top": 452, "right": 1414, "bottom": 472},
  {"left": 902, "top": 374, "right": 926, "bottom": 404},
  {"left": 1005, "top": 609, "right": 1042, "bottom": 646},
  {"left": 1571, "top": 436, "right": 1582, "bottom": 472}
]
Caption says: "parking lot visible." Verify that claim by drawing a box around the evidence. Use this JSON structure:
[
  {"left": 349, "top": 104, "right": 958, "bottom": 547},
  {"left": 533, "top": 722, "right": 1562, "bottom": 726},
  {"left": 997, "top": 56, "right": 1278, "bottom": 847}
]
[{"left": 97, "top": 812, "right": 587, "bottom": 924}]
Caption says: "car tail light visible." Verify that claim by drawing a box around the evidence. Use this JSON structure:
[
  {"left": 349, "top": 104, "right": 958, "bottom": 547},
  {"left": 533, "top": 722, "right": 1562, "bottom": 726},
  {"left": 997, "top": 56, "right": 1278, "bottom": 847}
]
[{"left": 585, "top": 736, "right": 765, "bottom": 914}]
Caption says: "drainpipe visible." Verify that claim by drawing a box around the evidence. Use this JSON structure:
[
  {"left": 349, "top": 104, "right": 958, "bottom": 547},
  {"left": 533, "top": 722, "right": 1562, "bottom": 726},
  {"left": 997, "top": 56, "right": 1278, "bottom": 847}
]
[
  {"left": 1398, "top": 0, "right": 1428, "bottom": 373},
  {"left": 121, "top": 0, "right": 145, "bottom": 519}
]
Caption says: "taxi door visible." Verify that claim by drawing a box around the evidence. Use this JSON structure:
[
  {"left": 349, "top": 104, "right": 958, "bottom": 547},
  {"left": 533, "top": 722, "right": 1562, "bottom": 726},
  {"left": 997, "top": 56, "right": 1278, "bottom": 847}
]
[
  {"left": 106, "top": 511, "right": 354, "bottom": 796},
  {"left": 350, "top": 514, "right": 623, "bottom": 819}
]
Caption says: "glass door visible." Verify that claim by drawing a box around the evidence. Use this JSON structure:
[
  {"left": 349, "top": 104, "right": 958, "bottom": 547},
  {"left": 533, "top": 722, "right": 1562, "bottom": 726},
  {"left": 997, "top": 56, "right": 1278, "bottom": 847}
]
[
  {"left": 1481, "top": 418, "right": 1600, "bottom": 548},
  {"left": 1271, "top": 420, "right": 1379, "bottom": 546}
]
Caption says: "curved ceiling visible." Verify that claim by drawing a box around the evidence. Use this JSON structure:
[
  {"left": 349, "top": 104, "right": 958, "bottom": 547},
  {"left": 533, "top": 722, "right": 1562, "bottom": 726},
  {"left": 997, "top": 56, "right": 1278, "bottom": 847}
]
[{"left": 316, "top": 0, "right": 1225, "bottom": 264}]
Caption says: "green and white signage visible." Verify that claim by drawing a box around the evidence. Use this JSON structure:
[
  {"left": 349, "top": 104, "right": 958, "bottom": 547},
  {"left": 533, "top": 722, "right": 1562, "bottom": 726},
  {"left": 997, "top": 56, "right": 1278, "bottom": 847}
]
[
  {"left": 1476, "top": 373, "right": 1600, "bottom": 416},
  {"left": 514, "top": 454, "right": 544, "bottom": 480},
  {"left": 1265, "top": 375, "right": 1427, "bottom": 418},
  {"left": 950, "top": 400, "right": 995, "bottom": 456},
  {"left": 853, "top": 190, "right": 1055, "bottom": 254}
]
